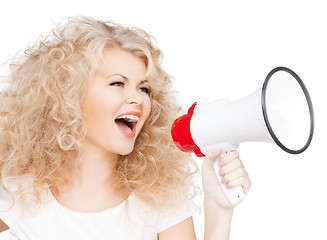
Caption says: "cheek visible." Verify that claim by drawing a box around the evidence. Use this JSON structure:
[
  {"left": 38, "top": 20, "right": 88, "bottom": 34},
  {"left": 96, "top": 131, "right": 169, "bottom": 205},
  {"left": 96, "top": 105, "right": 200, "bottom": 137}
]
[{"left": 83, "top": 91, "right": 117, "bottom": 127}]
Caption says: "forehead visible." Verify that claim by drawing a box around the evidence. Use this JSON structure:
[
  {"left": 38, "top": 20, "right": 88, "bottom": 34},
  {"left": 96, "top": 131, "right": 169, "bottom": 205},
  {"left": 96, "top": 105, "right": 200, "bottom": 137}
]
[{"left": 101, "top": 48, "right": 147, "bottom": 78}]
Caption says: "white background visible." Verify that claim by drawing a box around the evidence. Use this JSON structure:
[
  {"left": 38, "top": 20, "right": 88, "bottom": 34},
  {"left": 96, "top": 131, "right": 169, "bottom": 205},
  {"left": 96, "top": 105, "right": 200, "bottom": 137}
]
[{"left": 0, "top": 0, "right": 326, "bottom": 239}]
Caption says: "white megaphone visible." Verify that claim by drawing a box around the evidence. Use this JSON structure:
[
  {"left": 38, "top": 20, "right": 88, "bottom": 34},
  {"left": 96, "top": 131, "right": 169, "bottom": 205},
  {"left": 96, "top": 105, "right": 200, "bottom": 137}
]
[{"left": 171, "top": 67, "right": 314, "bottom": 206}]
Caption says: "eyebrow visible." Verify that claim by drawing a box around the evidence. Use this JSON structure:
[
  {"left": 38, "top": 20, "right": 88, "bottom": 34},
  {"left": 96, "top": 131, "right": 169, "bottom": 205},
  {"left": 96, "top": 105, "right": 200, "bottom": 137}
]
[{"left": 111, "top": 74, "right": 149, "bottom": 85}]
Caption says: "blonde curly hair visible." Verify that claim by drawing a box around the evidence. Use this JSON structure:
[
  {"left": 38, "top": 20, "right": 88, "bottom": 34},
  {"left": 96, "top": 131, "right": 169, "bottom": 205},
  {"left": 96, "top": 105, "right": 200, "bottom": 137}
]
[{"left": 0, "top": 17, "right": 198, "bottom": 208}]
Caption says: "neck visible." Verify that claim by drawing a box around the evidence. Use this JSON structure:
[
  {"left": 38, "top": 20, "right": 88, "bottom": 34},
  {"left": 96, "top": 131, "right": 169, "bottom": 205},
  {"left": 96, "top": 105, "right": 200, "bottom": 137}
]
[
  {"left": 74, "top": 140, "right": 120, "bottom": 188},
  {"left": 51, "top": 140, "right": 128, "bottom": 212}
]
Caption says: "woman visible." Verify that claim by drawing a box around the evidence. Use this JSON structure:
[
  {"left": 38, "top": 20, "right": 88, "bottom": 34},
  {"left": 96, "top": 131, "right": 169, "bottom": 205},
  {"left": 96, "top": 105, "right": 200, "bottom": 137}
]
[{"left": 0, "top": 16, "right": 251, "bottom": 239}]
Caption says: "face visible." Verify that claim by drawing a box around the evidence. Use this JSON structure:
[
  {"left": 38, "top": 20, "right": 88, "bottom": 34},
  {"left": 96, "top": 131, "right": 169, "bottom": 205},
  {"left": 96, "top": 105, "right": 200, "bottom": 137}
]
[{"left": 82, "top": 48, "right": 152, "bottom": 157}]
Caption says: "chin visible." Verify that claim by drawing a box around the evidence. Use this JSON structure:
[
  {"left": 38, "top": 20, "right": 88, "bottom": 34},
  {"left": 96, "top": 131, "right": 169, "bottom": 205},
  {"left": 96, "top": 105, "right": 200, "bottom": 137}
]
[
  {"left": 115, "top": 143, "right": 135, "bottom": 156},
  {"left": 119, "top": 149, "right": 134, "bottom": 156}
]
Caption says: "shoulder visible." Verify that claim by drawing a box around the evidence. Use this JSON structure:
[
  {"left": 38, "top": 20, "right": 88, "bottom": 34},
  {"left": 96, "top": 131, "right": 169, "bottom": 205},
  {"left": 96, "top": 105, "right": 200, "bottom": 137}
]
[
  {"left": 0, "top": 177, "right": 41, "bottom": 227},
  {"left": 0, "top": 184, "right": 18, "bottom": 227},
  {"left": 156, "top": 198, "right": 200, "bottom": 233},
  {"left": 129, "top": 195, "right": 200, "bottom": 234}
]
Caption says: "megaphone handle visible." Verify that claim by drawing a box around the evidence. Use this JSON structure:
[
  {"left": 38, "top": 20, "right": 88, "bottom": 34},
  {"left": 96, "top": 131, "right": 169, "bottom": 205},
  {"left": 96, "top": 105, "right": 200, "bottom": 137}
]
[{"left": 213, "top": 153, "right": 246, "bottom": 206}]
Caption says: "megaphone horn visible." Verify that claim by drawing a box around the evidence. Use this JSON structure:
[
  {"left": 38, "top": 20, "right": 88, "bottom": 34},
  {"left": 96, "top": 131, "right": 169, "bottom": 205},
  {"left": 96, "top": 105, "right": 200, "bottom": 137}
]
[{"left": 171, "top": 66, "right": 314, "bottom": 206}]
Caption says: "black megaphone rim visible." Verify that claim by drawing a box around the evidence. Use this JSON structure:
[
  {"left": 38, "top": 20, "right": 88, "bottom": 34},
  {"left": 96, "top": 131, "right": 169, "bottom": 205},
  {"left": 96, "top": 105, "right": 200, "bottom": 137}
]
[{"left": 261, "top": 66, "right": 314, "bottom": 154}]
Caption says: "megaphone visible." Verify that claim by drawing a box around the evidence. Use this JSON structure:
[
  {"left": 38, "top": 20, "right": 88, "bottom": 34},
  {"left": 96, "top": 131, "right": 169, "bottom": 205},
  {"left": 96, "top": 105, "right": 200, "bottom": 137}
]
[{"left": 171, "top": 66, "right": 314, "bottom": 206}]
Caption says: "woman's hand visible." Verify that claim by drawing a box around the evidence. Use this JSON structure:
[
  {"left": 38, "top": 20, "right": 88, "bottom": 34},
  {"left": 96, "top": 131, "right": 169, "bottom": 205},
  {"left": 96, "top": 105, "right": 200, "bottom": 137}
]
[{"left": 202, "top": 149, "right": 252, "bottom": 209}]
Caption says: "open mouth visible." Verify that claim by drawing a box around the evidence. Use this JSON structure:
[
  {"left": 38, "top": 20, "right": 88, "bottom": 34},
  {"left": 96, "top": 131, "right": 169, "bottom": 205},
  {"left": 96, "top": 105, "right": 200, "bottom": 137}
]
[{"left": 115, "top": 114, "right": 139, "bottom": 137}]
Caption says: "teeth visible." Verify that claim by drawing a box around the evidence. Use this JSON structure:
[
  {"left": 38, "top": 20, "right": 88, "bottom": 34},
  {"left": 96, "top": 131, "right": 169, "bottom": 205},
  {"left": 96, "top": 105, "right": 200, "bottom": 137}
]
[{"left": 116, "top": 115, "right": 139, "bottom": 122}]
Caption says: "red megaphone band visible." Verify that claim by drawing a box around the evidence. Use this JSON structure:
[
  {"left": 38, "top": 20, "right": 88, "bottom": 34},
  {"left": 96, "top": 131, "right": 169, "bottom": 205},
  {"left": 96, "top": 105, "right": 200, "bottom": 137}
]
[{"left": 171, "top": 102, "right": 205, "bottom": 157}]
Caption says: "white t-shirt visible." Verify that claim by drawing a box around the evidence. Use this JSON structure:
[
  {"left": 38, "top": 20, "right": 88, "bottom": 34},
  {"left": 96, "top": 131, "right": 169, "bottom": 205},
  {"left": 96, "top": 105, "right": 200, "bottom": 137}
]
[{"left": 0, "top": 187, "right": 199, "bottom": 240}]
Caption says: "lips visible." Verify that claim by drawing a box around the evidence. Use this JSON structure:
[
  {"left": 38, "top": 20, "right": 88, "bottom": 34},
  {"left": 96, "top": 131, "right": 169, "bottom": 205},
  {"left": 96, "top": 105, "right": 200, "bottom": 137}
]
[{"left": 115, "top": 112, "right": 141, "bottom": 137}]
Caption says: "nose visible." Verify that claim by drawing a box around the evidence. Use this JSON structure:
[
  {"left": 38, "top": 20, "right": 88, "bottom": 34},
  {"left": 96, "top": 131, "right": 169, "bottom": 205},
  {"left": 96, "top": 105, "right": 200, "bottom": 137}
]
[{"left": 125, "top": 89, "right": 143, "bottom": 105}]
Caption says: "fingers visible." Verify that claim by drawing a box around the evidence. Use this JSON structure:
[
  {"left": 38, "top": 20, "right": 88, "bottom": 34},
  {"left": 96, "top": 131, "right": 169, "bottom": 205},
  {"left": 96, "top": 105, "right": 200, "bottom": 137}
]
[
  {"left": 218, "top": 150, "right": 252, "bottom": 195},
  {"left": 218, "top": 150, "right": 239, "bottom": 166},
  {"left": 221, "top": 168, "right": 252, "bottom": 194},
  {"left": 218, "top": 155, "right": 243, "bottom": 175}
]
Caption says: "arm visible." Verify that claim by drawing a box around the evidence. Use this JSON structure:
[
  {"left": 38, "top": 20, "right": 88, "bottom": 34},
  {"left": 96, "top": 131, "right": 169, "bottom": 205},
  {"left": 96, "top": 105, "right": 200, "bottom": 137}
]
[
  {"left": 202, "top": 149, "right": 252, "bottom": 240},
  {"left": 0, "top": 219, "right": 9, "bottom": 232},
  {"left": 203, "top": 199, "right": 233, "bottom": 240}
]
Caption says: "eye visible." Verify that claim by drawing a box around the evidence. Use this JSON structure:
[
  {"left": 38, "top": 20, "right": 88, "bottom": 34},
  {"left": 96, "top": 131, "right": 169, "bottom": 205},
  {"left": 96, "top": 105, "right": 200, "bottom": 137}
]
[
  {"left": 110, "top": 81, "right": 124, "bottom": 87},
  {"left": 139, "top": 87, "right": 151, "bottom": 95}
]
